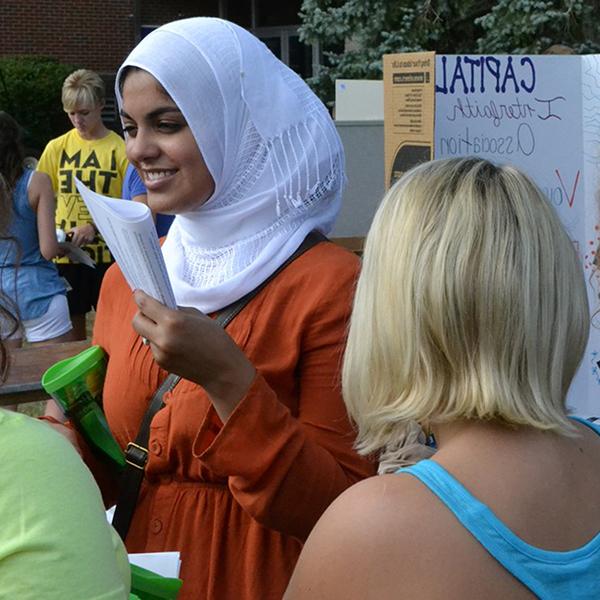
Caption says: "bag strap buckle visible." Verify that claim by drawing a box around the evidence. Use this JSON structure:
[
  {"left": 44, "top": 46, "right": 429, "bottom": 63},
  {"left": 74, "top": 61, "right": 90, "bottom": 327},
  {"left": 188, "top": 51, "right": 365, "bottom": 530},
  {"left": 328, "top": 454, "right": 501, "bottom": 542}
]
[{"left": 125, "top": 442, "right": 149, "bottom": 470}]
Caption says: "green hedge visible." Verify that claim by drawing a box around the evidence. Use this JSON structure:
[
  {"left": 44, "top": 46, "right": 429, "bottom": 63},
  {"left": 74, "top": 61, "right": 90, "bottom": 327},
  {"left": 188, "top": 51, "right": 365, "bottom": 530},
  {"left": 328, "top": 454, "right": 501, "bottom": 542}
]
[{"left": 0, "top": 56, "right": 80, "bottom": 156}]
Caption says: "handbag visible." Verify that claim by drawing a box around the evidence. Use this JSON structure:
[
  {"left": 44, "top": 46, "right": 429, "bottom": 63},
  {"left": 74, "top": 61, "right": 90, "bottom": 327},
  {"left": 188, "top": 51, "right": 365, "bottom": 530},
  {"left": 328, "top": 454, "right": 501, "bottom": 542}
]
[{"left": 112, "top": 231, "right": 327, "bottom": 540}]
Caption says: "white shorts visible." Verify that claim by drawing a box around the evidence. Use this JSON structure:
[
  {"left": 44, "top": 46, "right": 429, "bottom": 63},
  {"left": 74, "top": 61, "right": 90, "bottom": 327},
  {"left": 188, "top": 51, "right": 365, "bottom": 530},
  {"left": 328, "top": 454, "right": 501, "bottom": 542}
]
[{"left": 3, "top": 294, "right": 73, "bottom": 343}]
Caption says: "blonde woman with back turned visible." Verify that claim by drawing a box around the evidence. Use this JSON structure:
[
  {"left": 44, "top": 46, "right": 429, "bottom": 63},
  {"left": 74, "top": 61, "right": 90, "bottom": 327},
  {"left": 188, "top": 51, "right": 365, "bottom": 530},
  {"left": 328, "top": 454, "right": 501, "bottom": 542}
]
[{"left": 286, "top": 158, "right": 600, "bottom": 599}]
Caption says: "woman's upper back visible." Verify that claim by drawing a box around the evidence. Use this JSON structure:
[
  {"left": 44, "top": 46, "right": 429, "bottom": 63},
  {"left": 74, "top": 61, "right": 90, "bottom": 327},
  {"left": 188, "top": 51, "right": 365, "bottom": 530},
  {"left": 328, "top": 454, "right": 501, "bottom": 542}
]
[
  {"left": 285, "top": 418, "right": 600, "bottom": 599},
  {"left": 395, "top": 418, "right": 600, "bottom": 599},
  {"left": 4, "top": 168, "right": 40, "bottom": 265},
  {"left": 0, "top": 168, "right": 65, "bottom": 320}
]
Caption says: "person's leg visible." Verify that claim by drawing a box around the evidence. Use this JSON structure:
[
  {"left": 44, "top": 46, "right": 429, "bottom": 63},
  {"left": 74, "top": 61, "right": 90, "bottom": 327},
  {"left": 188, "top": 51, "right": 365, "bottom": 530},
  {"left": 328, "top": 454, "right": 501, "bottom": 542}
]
[
  {"left": 69, "top": 314, "right": 87, "bottom": 340},
  {"left": 91, "top": 262, "right": 112, "bottom": 311},
  {"left": 58, "top": 264, "right": 91, "bottom": 341},
  {"left": 4, "top": 338, "right": 23, "bottom": 350}
]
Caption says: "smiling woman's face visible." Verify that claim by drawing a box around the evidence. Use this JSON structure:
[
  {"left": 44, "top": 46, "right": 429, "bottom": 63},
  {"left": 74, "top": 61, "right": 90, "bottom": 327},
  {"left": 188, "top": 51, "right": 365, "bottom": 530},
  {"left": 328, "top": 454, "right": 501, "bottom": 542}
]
[{"left": 120, "top": 69, "right": 215, "bottom": 215}]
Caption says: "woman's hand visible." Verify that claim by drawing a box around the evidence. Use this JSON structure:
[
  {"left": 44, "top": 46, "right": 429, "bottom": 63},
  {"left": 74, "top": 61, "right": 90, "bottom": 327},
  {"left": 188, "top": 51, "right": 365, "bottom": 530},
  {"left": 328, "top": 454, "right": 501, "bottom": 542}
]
[
  {"left": 132, "top": 290, "right": 256, "bottom": 422},
  {"left": 68, "top": 223, "right": 96, "bottom": 247}
]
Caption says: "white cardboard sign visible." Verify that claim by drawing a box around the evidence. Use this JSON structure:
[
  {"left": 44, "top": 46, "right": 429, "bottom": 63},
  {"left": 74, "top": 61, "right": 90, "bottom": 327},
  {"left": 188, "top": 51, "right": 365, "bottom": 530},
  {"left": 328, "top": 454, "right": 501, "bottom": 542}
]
[{"left": 434, "top": 54, "right": 600, "bottom": 417}]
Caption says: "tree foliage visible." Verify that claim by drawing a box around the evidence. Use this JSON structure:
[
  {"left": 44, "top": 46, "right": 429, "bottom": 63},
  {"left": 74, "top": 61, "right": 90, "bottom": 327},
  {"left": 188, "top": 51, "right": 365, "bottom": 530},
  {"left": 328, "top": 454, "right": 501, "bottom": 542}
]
[
  {"left": 0, "top": 56, "right": 79, "bottom": 154},
  {"left": 477, "top": 0, "right": 597, "bottom": 54},
  {"left": 299, "top": 0, "right": 600, "bottom": 104}
]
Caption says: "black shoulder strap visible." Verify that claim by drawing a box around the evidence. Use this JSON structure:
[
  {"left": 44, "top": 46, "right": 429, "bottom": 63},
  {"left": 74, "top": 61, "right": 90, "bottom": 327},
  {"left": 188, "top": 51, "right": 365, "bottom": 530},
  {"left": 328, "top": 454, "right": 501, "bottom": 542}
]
[
  {"left": 111, "top": 372, "right": 180, "bottom": 539},
  {"left": 112, "top": 230, "right": 327, "bottom": 540},
  {"left": 214, "top": 230, "right": 327, "bottom": 329}
]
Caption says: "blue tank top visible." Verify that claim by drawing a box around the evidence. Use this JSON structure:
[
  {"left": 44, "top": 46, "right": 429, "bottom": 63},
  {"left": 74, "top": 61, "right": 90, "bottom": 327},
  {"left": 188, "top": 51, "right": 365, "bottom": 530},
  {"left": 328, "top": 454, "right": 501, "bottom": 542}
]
[
  {"left": 397, "top": 418, "right": 600, "bottom": 599},
  {"left": 0, "top": 169, "right": 66, "bottom": 320}
]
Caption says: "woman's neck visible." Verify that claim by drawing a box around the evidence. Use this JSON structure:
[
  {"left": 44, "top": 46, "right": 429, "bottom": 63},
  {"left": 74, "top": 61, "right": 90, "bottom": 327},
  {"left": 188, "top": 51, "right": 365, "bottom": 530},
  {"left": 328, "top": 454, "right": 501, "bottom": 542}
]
[{"left": 430, "top": 418, "right": 553, "bottom": 453}]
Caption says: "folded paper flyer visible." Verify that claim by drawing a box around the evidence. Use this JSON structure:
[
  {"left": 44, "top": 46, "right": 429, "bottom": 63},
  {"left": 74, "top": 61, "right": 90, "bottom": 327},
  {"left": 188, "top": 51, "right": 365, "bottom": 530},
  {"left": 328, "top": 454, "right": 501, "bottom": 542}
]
[{"left": 75, "top": 179, "right": 176, "bottom": 309}]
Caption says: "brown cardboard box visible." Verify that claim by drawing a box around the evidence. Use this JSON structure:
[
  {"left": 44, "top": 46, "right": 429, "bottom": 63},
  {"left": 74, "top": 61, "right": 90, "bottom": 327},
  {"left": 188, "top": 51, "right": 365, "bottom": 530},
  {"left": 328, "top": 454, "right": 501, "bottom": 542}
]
[{"left": 383, "top": 52, "right": 435, "bottom": 189}]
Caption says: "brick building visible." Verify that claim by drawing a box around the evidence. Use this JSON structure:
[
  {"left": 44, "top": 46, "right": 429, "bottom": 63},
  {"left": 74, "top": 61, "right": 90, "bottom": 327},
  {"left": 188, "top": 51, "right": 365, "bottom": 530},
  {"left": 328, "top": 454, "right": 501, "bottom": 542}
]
[
  {"left": 0, "top": 1, "right": 314, "bottom": 133},
  {"left": 0, "top": 0, "right": 312, "bottom": 76}
]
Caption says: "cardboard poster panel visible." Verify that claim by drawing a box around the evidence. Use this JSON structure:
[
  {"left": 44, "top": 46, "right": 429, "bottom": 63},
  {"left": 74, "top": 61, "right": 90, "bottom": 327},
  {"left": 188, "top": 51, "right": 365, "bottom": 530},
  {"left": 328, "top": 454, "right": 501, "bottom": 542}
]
[
  {"left": 383, "top": 52, "right": 435, "bottom": 188},
  {"left": 383, "top": 52, "right": 600, "bottom": 416}
]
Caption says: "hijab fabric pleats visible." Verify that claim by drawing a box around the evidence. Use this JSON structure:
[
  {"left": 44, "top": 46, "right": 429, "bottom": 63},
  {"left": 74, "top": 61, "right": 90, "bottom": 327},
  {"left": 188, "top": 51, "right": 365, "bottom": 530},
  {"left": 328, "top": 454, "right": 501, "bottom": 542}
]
[{"left": 116, "top": 17, "right": 344, "bottom": 313}]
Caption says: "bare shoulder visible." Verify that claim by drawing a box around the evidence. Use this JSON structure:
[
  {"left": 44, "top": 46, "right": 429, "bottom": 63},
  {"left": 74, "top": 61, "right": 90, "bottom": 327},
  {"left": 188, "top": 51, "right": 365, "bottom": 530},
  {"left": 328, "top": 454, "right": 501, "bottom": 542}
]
[
  {"left": 29, "top": 170, "right": 53, "bottom": 194},
  {"left": 284, "top": 473, "right": 441, "bottom": 599},
  {"left": 315, "top": 471, "right": 436, "bottom": 524}
]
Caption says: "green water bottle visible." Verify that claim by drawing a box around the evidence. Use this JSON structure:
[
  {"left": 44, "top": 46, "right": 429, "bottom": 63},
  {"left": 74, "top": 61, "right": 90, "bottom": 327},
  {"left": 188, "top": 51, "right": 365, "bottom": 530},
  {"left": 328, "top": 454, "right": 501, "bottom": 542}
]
[
  {"left": 130, "top": 563, "right": 183, "bottom": 600},
  {"left": 41, "top": 345, "right": 126, "bottom": 470}
]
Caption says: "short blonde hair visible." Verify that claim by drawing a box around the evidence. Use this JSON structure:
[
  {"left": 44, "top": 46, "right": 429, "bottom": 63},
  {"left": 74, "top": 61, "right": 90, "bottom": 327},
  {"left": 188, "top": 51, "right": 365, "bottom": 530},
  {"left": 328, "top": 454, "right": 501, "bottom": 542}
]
[
  {"left": 343, "top": 158, "right": 589, "bottom": 464},
  {"left": 62, "top": 69, "right": 105, "bottom": 111}
]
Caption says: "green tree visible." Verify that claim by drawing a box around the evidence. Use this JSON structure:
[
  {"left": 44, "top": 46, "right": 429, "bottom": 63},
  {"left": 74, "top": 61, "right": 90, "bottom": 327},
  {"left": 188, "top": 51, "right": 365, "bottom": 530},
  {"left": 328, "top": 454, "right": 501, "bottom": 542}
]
[
  {"left": 299, "top": 0, "right": 599, "bottom": 104},
  {"left": 0, "top": 56, "right": 79, "bottom": 154},
  {"left": 477, "top": 0, "right": 598, "bottom": 54}
]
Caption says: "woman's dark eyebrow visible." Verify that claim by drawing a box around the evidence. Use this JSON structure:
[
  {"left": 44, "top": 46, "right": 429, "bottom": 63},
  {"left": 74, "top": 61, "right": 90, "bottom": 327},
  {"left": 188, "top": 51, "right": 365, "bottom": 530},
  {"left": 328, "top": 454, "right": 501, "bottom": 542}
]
[{"left": 120, "top": 107, "right": 182, "bottom": 119}]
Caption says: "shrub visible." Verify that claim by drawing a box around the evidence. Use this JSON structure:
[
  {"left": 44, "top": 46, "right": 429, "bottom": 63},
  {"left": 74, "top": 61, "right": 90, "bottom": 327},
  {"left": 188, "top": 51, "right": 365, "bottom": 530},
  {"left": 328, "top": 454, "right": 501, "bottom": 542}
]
[{"left": 0, "top": 56, "right": 80, "bottom": 156}]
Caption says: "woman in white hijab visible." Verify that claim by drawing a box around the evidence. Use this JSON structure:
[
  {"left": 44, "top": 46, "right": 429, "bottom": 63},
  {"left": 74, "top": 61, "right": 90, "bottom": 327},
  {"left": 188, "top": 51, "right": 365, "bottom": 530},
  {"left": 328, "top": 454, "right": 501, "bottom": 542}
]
[{"left": 78, "top": 17, "right": 373, "bottom": 600}]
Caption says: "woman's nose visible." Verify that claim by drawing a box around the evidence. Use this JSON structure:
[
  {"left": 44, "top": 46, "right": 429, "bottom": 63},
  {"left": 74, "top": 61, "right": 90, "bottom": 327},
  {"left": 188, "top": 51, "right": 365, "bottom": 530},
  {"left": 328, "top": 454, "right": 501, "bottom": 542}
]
[{"left": 126, "top": 129, "right": 159, "bottom": 163}]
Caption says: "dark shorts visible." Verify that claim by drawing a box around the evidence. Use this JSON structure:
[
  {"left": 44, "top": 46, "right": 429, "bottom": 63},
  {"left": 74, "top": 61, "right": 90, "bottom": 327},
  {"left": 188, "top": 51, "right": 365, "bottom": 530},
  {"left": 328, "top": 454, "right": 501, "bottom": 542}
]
[{"left": 57, "top": 262, "right": 112, "bottom": 316}]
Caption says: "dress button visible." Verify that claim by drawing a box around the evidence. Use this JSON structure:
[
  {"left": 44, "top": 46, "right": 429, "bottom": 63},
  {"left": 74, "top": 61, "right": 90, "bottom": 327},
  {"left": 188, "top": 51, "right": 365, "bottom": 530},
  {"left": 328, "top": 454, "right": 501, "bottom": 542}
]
[
  {"left": 151, "top": 518, "right": 163, "bottom": 534},
  {"left": 150, "top": 440, "right": 162, "bottom": 456}
]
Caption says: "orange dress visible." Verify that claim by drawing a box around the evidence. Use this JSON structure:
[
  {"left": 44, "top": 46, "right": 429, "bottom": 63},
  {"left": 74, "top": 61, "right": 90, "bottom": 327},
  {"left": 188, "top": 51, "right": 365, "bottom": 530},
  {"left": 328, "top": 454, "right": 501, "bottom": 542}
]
[{"left": 90, "top": 241, "right": 375, "bottom": 599}]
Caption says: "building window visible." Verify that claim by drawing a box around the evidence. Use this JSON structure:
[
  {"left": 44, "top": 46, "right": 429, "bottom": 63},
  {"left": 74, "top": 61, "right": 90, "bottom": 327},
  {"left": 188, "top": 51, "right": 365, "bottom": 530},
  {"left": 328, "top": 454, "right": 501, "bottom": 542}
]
[
  {"left": 140, "top": 1, "right": 318, "bottom": 79},
  {"left": 219, "top": 0, "right": 318, "bottom": 78},
  {"left": 253, "top": 26, "right": 316, "bottom": 80}
]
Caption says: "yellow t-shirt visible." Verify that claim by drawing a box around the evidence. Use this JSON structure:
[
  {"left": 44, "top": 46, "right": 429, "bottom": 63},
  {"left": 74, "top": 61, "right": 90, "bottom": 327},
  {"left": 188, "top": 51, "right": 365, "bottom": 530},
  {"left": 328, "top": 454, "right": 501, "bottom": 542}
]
[{"left": 37, "top": 129, "right": 128, "bottom": 264}]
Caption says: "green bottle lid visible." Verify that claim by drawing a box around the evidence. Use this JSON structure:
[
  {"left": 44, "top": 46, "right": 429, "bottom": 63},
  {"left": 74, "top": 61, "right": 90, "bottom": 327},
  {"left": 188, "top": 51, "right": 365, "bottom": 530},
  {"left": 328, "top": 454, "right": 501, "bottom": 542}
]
[{"left": 41, "top": 345, "right": 106, "bottom": 395}]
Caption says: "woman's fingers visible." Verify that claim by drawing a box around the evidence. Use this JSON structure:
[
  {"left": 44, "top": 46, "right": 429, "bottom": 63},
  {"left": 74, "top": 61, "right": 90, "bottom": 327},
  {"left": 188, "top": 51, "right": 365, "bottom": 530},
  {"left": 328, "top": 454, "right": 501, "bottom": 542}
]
[
  {"left": 133, "top": 289, "right": 167, "bottom": 319},
  {"left": 132, "top": 291, "right": 204, "bottom": 355}
]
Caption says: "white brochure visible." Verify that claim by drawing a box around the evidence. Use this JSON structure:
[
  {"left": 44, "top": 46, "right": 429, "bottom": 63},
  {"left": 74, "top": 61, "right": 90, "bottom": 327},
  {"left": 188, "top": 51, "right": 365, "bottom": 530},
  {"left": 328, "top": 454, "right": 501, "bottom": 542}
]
[{"left": 75, "top": 178, "right": 176, "bottom": 309}]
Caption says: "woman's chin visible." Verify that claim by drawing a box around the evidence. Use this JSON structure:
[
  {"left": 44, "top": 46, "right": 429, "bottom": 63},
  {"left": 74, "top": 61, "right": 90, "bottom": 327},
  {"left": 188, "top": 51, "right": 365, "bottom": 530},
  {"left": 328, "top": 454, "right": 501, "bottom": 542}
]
[{"left": 147, "top": 196, "right": 176, "bottom": 216}]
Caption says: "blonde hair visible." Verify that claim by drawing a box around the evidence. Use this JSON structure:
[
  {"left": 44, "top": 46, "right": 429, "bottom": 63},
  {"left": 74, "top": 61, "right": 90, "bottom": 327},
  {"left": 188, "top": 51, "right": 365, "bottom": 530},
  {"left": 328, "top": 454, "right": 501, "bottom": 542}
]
[
  {"left": 343, "top": 158, "right": 589, "bottom": 469},
  {"left": 62, "top": 69, "right": 105, "bottom": 111}
]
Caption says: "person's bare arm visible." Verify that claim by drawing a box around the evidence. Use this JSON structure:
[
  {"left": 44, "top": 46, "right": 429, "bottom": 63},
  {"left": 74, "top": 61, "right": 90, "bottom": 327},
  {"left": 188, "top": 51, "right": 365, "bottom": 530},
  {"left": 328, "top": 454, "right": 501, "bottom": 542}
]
[
  {"left": 284, "top": 475, "right": 426, "bottom": 600},
  {"left": 29, "top": 171, "right": 60, "bottom": 260}
]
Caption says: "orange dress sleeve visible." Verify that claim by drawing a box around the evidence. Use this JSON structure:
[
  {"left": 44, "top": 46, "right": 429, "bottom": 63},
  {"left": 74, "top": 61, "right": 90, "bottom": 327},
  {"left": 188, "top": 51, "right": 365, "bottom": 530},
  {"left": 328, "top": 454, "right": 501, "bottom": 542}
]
[{"left": 193, "top": 243, "right": 375, "bottom": 541}]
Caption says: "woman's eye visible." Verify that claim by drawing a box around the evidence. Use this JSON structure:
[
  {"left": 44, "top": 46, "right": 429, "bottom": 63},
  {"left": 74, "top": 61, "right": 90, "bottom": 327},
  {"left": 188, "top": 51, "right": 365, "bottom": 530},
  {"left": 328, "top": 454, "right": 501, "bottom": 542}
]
[
  {"left": 122, "top": 125, "right": 137, "bottom": 136},
  {"left": 157, "top": 121, "right": 182, "bottom": 132}
]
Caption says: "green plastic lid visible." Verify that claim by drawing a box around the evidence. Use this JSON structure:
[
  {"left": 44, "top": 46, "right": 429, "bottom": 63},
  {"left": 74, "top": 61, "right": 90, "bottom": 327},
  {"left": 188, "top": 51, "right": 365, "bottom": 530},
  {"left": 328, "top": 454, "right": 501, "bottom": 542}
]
[{"left": 41, "top": 345, "right": 106, "bottom": 395}]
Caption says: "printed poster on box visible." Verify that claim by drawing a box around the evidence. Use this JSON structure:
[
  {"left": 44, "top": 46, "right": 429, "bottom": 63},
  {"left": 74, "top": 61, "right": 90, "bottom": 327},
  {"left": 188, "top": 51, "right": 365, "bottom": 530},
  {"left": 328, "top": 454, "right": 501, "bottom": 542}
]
[{"left": 384, "top": 52, "right": 600, "bottom": 417}]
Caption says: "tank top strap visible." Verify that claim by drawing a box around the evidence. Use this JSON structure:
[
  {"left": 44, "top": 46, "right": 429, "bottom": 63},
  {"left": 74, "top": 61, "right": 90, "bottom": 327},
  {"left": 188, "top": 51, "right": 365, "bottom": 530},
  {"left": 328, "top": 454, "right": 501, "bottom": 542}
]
[
  {"left": 397, "top": 459, "right": 600, "bottom": 598},
  {"left": 570, "top": 415, "right": 600, "bottom": 436},
  {"left": 396, "top": 460, "right": 514, "bottom": 557}
]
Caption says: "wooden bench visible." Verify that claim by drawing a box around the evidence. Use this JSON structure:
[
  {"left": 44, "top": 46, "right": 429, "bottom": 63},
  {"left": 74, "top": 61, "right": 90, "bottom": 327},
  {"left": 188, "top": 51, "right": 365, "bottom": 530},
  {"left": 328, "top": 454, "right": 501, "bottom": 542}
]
[
  {"left": 331, "top": 236, "right": 365, "bottom": 257},
  {"left": 0, "top": 240, "right": 364, "bottom": 407},
  {"left": 0, "top": 340, "right": 90, "bottom": 407}
]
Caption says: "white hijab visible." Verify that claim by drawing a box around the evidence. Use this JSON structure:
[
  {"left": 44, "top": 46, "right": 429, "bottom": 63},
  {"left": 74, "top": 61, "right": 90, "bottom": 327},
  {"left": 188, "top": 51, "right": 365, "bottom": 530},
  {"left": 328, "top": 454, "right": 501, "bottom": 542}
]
[{"left": 116, "top": 18, "right": 344, "bottom": 313}]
